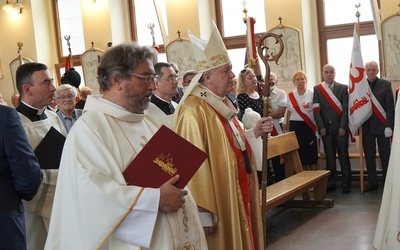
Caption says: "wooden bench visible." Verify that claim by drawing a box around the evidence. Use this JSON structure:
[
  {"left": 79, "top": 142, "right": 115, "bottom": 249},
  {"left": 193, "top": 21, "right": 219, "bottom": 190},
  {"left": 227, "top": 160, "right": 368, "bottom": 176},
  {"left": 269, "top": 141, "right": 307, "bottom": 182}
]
[{"left": 262, "top": 132, "right": 334, "bottom": 210}]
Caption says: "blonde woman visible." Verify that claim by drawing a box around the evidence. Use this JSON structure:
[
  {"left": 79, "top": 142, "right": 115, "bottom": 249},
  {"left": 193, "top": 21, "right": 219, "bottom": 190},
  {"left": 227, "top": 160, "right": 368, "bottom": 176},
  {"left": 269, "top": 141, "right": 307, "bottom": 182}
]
[
  {"left": 237, "top": 68, "right": 263, "bottom": 121},
  {"left": 285, "top": 70, "right": 318, "bottom": 170},
  {"left": 237, "top": 67, "right": 275, "bottom": 185}
]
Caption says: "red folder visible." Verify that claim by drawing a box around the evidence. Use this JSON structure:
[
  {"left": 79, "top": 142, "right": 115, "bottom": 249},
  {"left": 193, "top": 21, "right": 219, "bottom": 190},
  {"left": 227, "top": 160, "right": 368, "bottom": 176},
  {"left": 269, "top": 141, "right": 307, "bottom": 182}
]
[{"left": 123, "top": 125, "right": 207, "bottom": 189}]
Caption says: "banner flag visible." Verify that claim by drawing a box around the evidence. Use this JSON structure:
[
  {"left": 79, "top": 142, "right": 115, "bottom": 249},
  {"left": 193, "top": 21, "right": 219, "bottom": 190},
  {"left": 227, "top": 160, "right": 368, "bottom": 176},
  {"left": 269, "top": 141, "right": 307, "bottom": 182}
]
[{"left": 348, "top": 24, "right": 372, "bottom": 135}]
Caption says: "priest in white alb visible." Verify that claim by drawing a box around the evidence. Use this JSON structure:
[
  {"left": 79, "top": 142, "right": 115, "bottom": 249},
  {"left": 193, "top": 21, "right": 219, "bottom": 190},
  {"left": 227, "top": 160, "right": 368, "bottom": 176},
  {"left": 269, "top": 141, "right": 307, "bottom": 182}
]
[{"left": 45, "top": 42, "right": 207, "bottom": 250}]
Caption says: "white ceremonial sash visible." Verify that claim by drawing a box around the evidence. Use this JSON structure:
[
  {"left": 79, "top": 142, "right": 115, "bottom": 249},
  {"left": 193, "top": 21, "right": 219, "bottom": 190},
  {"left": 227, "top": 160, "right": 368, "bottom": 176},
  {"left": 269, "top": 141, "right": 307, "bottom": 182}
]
[
  {"left": 290, "top": 91, "right": 316, "bottom": 132},
  {"left": 370, "top": 91, "right": 387, "bottom": 125},
  {"left": 272, "top": 120, "right": 283, "bottom": 136},
  {"left": 317, "top": 83, "right": 342, "bottom": 116}
]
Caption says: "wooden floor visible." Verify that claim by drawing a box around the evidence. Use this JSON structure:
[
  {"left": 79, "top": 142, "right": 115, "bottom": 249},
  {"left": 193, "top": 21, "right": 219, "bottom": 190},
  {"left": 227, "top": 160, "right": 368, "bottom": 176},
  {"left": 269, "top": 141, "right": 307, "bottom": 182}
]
[{"left": 265, "top": 181, "right": 383, "bottom": 250}]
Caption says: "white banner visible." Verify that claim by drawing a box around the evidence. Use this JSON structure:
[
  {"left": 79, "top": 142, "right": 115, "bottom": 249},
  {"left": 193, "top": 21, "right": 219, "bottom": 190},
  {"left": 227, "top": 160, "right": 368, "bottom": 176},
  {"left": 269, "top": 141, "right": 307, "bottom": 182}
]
[{"left": 348, "top": 24, "right": 372, "bottom": 135}]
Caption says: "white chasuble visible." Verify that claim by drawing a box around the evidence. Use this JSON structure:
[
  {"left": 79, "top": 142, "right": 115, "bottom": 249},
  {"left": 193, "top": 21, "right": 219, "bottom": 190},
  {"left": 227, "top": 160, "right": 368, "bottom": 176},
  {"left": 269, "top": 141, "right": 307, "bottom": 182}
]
[{"left": 45, "top": 96, "right": 206, "bottom": 250}]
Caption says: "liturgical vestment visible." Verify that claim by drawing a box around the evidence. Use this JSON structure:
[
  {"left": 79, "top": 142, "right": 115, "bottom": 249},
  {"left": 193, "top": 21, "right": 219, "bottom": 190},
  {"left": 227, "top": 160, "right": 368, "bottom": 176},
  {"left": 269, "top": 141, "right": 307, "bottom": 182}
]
[
  {"left": 174, "top": 84, "right": 264, "bottom": 250},
  {"left": 373, "top": 96, "right": 400, "bottom": 250},
  {"left": 45, "top": 96, "right": 207, "bottom": 250}
]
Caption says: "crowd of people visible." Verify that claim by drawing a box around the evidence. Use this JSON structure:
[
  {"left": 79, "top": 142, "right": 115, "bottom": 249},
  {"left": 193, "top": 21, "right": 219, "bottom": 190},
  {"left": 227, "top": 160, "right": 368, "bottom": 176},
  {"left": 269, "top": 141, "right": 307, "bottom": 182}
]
[{"left": 0, "top": 20, "right": 398, "bottom": 250}]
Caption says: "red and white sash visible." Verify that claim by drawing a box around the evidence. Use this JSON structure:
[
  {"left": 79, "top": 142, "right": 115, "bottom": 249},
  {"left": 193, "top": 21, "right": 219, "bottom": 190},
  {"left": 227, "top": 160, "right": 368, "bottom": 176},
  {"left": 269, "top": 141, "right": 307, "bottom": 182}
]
[
  {"left": 369, "top": 92, "right": 387, "bottom": 125},
  {"left": 288, "top": 91, "right": 316, "bottom": 132},
  {"left": 317, "top": 83, "right": 342, "bottom": 116},
  {"left": 316, "top": 83, "right": 356, "bottom": 143}
]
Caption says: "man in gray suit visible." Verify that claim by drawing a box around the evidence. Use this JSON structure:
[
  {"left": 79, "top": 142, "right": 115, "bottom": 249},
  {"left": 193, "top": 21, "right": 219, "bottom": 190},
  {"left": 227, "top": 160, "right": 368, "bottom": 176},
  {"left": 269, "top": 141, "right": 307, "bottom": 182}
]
[
  {"left": 362, "top": 61, "right": 395, "bottom": 192},
  {"left": 313, "top": 64, "right": 352, "bottom": 193}
]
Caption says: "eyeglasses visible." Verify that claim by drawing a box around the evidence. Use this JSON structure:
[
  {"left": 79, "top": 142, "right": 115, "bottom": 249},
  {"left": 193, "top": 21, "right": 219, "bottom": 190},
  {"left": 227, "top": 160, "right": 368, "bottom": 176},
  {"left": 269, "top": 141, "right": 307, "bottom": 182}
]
[
  {"left": 158, "top": 76, "right": 180, "bottom": 83},
  {"left": 131, "top": 73, "right": 159, "bottom": 83},
  {"left": 56, "top": 94, "right": 75, "bottom": 100}
]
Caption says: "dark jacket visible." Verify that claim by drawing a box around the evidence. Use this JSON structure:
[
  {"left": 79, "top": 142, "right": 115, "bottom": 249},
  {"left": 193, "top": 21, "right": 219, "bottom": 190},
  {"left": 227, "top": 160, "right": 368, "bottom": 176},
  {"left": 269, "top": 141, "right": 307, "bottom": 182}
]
[{"left": 0, "top": 105, "right": 42, "bottom": 249}]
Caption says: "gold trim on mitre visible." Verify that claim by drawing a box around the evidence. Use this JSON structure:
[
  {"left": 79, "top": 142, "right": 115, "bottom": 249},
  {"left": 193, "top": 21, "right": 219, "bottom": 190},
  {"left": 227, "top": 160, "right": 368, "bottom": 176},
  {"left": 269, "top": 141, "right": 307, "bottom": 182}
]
[{"left": 188, "top": 21, "right": 230, "bottom": 73}]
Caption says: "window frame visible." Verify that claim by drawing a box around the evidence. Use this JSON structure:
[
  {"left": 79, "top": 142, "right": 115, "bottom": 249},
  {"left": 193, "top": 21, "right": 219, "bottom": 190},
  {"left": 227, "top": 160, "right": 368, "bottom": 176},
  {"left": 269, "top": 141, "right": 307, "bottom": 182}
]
[
  {"left": 52, "top": 0, "right": 83, "bottom": 68},
  {"left": 215, "top": 0, "right": 264, "bottom": 50},
  {"left": 128, "top": 0, "right": 165, "bottom": 53},
  {"left": 316, "top": 0, "right": 383, "bottom": 71}
]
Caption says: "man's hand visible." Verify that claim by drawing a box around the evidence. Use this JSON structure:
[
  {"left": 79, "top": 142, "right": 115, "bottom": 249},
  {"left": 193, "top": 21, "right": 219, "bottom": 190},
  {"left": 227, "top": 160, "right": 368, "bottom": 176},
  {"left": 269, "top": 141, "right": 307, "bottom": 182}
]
[
  {"left": 319, "top": 128, "right": 326, "bottom": 136},
  {"left": 254, "top": 116, "right": 273, "bottom": 137},
  {"left": 159, "top": 175, "right": 187, "bottom": 213},
  {"left": 338, "top": 128, "right": 345, "bottom": 136},
  {"left": 384, "top": 127, "right": 393, "bottom": 138}
]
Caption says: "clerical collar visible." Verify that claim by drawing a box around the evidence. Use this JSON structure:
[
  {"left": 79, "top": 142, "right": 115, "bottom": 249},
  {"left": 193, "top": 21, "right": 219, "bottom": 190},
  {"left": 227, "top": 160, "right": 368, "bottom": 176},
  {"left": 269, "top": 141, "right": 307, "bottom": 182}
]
[
  {"left": 16, "top": 101, "right": 47, "bottom": 122},
  {"left": 21, "top": 100, "right": 46, "bottom": 115},
  {"left": 152, "top": 94, "right": 171, "bottom": 104},
  {"left": 150, "top": 94, "right": 174, "bottom": 115}
]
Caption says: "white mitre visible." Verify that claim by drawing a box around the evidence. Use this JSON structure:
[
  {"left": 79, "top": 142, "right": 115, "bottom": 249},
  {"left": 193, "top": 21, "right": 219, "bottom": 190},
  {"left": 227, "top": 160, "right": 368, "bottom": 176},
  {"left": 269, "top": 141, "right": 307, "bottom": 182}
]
[
  {"left": 172, "top": 21, "right": 231, "bottom": 128},
  {"left": 188, "top": 21, "right": 231, "bottom": 73}
]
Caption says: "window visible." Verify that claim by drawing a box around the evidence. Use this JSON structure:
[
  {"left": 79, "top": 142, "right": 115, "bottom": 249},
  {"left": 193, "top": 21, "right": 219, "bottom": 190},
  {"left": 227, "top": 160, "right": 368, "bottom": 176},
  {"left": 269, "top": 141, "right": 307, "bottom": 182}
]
[
  {"left": 317, "top": 0, "right": 381, "bottom": 84},
  {"left": 324, "top": 0, "right": 374, "bottom": 26},
  {"left": 52, "top": 0, "right": 85, "bottom": 86},
  {"left": 327, "top": 35, "right": 379, "bottom": 84},
  {"left": 129, "top": 0, "right": 167, "bottom": 61},
  {"left": 53, "top": 0, "right": 85, "bottom": 61},
  {"left": 132, "top": 0, "right": 167, "bottom": 47},
  {"left": 219, "top": 0, "right": 266, "bottom": 37},
  {"left": 215, "top": 0, "right": 266, "bottom": 76}
]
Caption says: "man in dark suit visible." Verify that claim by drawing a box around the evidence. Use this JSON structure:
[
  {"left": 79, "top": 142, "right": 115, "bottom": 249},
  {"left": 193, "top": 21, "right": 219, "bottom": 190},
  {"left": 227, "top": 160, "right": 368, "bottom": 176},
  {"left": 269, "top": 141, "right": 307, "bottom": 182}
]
[
  {"left": 150, "top": 62, "right": 179, "bottom": 115},
  {"left": 0, "top": 105, "right": 42, "bottom": 249},
  {"left": 313, "top": 64, "right": 352, "bottom": 193},
  {"left": 362, "top": 61, "right": 395, "bottom": 192}
]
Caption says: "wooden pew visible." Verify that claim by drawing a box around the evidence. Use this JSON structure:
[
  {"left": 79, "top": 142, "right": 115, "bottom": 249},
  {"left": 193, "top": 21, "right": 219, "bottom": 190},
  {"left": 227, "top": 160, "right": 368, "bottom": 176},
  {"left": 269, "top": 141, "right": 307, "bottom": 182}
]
[{"left": 263, "top": 132, "right": 334, "bottom": 210}]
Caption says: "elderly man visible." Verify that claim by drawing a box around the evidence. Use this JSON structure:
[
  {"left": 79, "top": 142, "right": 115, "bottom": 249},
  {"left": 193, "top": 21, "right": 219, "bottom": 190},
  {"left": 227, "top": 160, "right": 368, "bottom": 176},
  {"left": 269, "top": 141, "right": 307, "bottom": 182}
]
[
  {"left": 145, "top": 62, "right": 179, "bottom": 127},
  {"left": 45, "top": 42, "right": 207, "bottom": 249},
  {"left": 54, "top": 84, "right": 82, "bottom": 133},
  {"left": 313, "top": 64, "right": 352, "bottom": 194},
  {"left": 362, "top": 61, "right": 395, "bottom": 192},
  {"left": 15, "top": 62, "right": 67, "bottom": 249},
  {"left": 173, "top": 22, "right": 273, "bottom": 250}
]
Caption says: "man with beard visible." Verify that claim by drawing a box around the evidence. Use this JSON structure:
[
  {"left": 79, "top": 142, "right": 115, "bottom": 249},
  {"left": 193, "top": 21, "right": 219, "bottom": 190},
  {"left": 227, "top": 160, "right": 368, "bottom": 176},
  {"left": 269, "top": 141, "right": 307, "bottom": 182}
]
[{"left": 45, "top": 42, "right": 207, "bottom": 249}]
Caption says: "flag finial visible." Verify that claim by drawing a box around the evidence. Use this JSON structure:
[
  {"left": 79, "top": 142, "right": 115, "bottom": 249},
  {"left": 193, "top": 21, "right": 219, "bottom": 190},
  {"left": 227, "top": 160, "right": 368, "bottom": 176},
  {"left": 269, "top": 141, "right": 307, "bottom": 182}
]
[{"left": 355, "top": 3, "right": 361, "bottom": 21}]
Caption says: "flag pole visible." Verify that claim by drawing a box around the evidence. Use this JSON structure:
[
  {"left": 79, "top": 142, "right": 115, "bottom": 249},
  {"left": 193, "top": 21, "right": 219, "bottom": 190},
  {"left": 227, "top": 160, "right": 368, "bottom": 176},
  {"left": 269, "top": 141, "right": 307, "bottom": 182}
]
[
  {"left": 354, "top": 3, "right": 365, "bottom": 194},
  {"left": 64, "top": 35, "right": 72, "bottom": 73},
  {"left": 257, "top": 32, "right": 284, "bottom": 247}
]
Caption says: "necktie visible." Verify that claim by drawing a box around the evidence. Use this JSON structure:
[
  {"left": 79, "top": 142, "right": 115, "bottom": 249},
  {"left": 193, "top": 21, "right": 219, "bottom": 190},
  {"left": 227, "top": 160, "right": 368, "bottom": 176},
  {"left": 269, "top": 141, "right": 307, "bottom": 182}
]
[
  {"left": 328, "top": 84, "right": 333, "bottom": 91},
  {"left": 168, "top": 103, "right": 175, "bottom": 114}
]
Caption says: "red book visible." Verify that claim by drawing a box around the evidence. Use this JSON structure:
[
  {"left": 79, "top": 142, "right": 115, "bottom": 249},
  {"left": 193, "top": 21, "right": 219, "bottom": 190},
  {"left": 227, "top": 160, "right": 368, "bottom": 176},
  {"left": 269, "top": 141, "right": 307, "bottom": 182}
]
[{"left": 123, "top": 125, "right": 207, "bottom": 189}]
